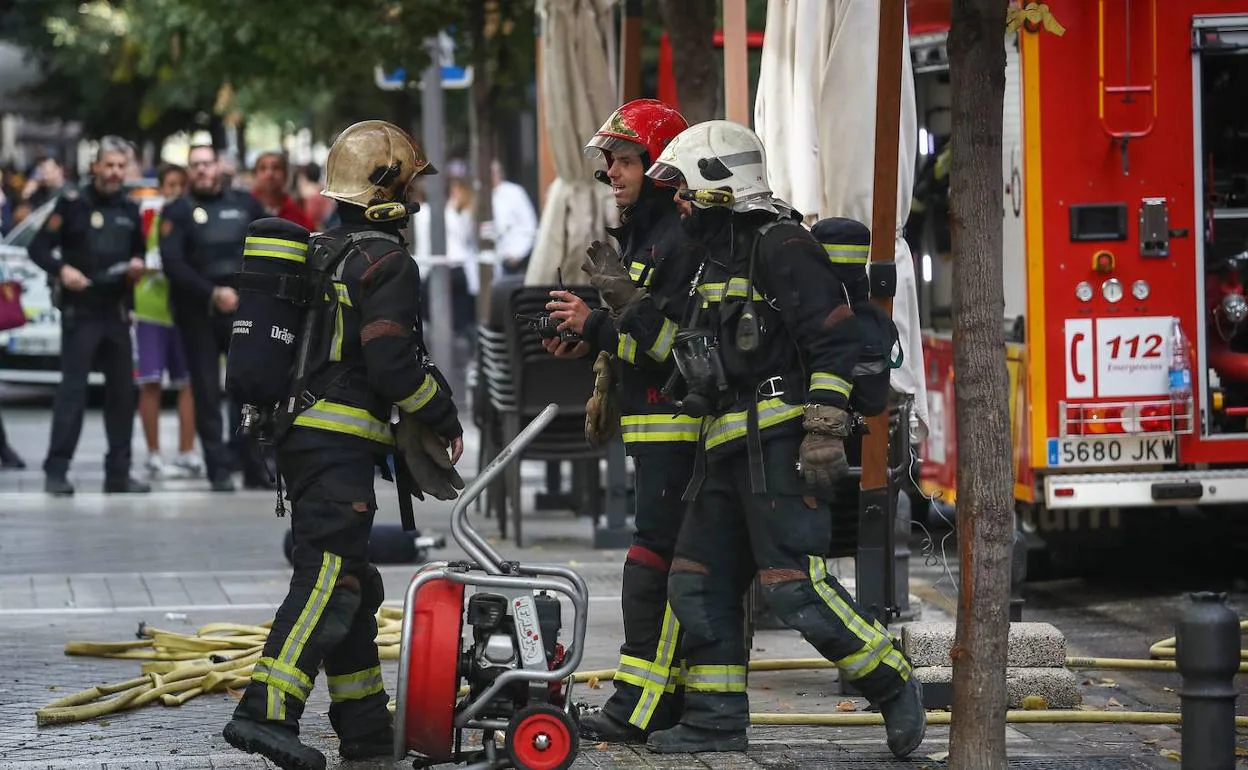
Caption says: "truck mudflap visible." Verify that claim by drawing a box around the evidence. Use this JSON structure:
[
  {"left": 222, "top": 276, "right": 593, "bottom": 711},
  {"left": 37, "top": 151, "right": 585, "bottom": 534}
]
[{"left": 1044, "top": 469, "right": 1248, "bottom": 509}]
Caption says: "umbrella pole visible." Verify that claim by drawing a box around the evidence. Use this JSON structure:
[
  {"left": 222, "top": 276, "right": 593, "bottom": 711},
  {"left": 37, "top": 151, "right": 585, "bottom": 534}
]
[{"left": 856, "top": 0, "right": 908, "bottom": 630}]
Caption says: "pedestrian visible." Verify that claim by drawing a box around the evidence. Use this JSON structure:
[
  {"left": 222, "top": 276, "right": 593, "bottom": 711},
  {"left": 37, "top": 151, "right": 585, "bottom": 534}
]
[
  {"left": 134, "top": 163, "right": 203, "bottom": 480},
  {"left": 483, "top": 159, "right": 537, "bottom": 281},
  {"left": 158, "top": 144, "right": 269, "bottom": 492},
  {"left": 543, "top": 99, "right": 703, "bottom": 744},
  {"left": 639, "top": 121, "right": 926, "bottom": 758},
  {"left": 251, "top": 152, "right": 312, "bottom": 229},
  {"left": 222, "top": 119, "right": 463, "bottom": 770},
  {"left": 25, "top": 137, "right": 150, "bottom": 496},
  {"left": 446, "top": 176, "right": 479, "bottom": 334}
]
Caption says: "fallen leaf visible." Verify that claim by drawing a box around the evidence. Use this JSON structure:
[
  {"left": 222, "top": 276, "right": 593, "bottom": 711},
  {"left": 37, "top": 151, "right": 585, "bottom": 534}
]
[
  {"left": 836, "top": 700, "right": 856, "bottom": 712},
  {"left": 1107, "top": 697, "right": 1123, "bottom": 708},
  {"left": 1143, "top": 739, "right": 1160, "bottom": 745},
  {"left": 587, "top": 677, "right": 601, "bottom": 690},
  {"left": 1101, "top": 677, "right": 1116, "bottom": 685},
  {"left": 1236, "top": 746, "right": 1248, "bottom": 758},
  {"left": 1163, "top": 686, "right": 1174, "bottom": 693},
  {"left": 1021, "top": 695, "right": 1048, "bottom": 710},
  {"left": 596, "top": 742, "right": 608, "bottom": 750},
  {"left": 927, "top": 751, "right": 950, "bottom": 761},
  {"left": 1160, "top": 749, "right": 1181, "bottom": 761}
]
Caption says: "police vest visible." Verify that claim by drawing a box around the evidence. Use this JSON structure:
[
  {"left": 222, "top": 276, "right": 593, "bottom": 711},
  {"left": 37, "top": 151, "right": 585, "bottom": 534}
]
[
  {"left": 60, "top": 188, "right": 140, "bottom": 306},
  {"left": 186, "top": 192, "right": 253, "bottom": 283}
]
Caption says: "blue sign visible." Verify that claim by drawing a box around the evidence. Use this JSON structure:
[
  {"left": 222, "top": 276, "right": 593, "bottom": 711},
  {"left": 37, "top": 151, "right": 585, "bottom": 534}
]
[{"left": 375, "top": 31, "right": 474, "bottom": 91}]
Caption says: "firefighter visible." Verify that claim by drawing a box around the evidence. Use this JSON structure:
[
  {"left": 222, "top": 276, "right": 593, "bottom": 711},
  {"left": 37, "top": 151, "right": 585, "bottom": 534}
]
[
  {"left": 158, "top": 144, "right": 269, "bottom": 492},
  {"left": 26, "top": 137, "right": 150, "bottom": 496},
  {"left": 640, "top": 120, "right": 927, "bottom": 758},
  {"left": 544, "top": 99, "right": 701, "bottom": 743},
  {"left": 221, "top": 120, "right": 463, "bottom": 770}
]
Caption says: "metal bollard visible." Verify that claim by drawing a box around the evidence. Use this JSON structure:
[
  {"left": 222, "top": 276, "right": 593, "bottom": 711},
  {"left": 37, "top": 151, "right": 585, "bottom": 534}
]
[{"left": 1175, "top": 591, "right": 1239, "bottom": 770}]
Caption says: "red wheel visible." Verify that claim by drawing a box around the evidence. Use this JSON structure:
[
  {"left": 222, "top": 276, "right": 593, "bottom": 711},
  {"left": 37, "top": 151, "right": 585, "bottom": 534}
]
[
  {"left": 402, "top": 576, "right": 464, "bottom": 761},
  {"left": 505, "top": 704, "right": 578, "bottom": 770}
]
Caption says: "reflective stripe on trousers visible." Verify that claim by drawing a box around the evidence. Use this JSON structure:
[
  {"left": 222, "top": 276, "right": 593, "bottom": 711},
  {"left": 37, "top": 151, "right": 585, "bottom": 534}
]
[
  {"left": 326, "top": 665, "right": 385, "bottom": 702},
  {"left": 263, "top": 551, "right": 342, "bottom": 719},
  {"left": 703, "top": 397, "right": 802, "bottom": 451},
  {"left": 682, "top": 663, "right": 748, "bottom": 693},
  {"left": 620, "top": 414, "right": 702, "bottom": 445},
  {"left": 807, "top": 556, "right": 911, "bottom": 681},
  {"left": 292, "top": 400, "right": 394, "bottom": 446},
  {"left": 617, "top": 604, "right": 682, "bottom": 729}
]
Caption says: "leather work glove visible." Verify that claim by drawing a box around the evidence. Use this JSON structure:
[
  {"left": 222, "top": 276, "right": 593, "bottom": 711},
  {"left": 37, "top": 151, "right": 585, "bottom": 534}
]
[
  {"left": 582, "top": 240, "right": 644, "bottom": 314},
  {"left": 798, "top": 404, "right": 852, "bottom": 491},
  {"left": 585, "top": 351, "right": 620, "bottom": 447},
  {"left": 396, "top": 412, "right": 465, "bottom": 501}
]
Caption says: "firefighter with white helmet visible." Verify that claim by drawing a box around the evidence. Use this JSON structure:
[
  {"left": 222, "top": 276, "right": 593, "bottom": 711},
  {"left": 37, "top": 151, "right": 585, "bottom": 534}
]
[
  {"left": 222, "top": 120, "right": 463, "bottom": 770},
  {"left": 641, "top": 120, "right": 927, "bottom": 758}
]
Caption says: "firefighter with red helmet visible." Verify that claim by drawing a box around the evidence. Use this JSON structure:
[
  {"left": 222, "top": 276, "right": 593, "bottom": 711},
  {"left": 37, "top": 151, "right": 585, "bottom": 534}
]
[{"left": 544, "top": 98, "right": 704, "bottom": 744}]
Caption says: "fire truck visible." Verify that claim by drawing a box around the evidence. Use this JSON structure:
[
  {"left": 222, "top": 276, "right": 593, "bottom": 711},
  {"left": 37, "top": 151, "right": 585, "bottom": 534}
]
[{"left": 911, "top": 0, "right": 1248, "bottom": 571}]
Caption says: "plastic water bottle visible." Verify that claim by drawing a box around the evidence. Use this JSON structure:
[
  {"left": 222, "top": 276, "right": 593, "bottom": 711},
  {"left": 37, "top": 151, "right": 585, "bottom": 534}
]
[{"left": 1169, "top": 316, "right": 1193, "bottom": 401}]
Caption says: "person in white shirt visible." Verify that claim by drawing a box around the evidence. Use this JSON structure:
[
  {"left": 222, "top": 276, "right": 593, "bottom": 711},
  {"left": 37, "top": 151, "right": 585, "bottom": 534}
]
[
  {"left": 485, "top": 159, "right": 537, "bottom": 280},
  {"left": 446, "top": 176, "right": 479, "bottom": 331}
]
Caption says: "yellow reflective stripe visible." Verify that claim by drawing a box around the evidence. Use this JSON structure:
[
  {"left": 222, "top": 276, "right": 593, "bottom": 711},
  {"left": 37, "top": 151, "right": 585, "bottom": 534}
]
[
  {"left": 810, "top": 371, "right": 852, "bottom": 398},
  {"left": 627, "top": 604, "right": 682, "bottom": 728},
  {"left": 293, "top": 400, "right": 395, "bottom": 445},
  {"left": 396, "top": 374, "right": 439, "bottom": 412},
  {"left": 329, "top": 305, "right": 344, "bottom": 362},
  {"left": 646, "top": 318, "right": 677, "bottom": 362},
  {"left": 824, "top": 243, "right": 869, "bottom": 264},
  {"left": 807, "top": 556, "right": 911, "bottom": 681},
  {"left": 628, "top": 261, "right": 646, "bottom": 282},
  {"left": 696, "top": 278, "right": 764, "bottom": 304},
  {"left": 683, "top": 664, "right": 748, "bottom": 693},
  {"left": 268, "top": 551, "right": 342, "bottom": 719},
  {"left": 619, "top": 414, "right": 702, "bottom": 444},
  {"left": 703, "top": 397, "right": 802, "bottom": 451},
  {"left": 243, "top": 236, "right": 308, "bottom": 263},
  {"left": 252, "top": 657, "right": 314, "bottom": 701},
  {"left": 333, "top": 281, "right": 353, "bottom": 308},
  {"left": 327, "top": 666, "right": 385, "bottom": 702},
  {"left": 617, "top": 334, "right": 639, "bottom": 364},
  {"left": 617, "top": 656, "right": 674, "bottom": 690}
]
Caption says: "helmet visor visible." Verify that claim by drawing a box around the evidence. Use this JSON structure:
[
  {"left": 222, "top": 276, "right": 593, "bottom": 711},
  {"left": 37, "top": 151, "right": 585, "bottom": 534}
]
[
  {"left": 645, "top": 160, "right": 683, "bottom": 185},
  {"left": 584, "top": 133, "right": 645, "bottom": 160}
]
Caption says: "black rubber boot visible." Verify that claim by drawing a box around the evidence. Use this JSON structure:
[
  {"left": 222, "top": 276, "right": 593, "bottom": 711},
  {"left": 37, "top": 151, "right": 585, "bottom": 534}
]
[
  {"left": 222, "top": 718, "right": 327, "bottom": 770},
  {"left": 45, "top": 475, "right": 74, "bottom": 497},
  {"left": 338, "top": 726, "right": 393, "bottom": 760},
  {"left": 104, "top": 476, "right": 152, "bottom": 494},
  {"left": 880, "top": 676, "right": 927, "bottom": 758},
  {"left": 578, "top": 710, "right": 648, "bottom": 745},
  {"left": 1, "top": 445, "right": 26, "bottom": 469},
  {"left": 645, "top": 724, "right": 747, "bottom": 754}
]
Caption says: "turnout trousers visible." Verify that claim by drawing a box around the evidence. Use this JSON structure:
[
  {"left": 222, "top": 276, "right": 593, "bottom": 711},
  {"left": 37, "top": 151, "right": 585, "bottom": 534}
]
[
  {"left": 233, "top": 441, "right": 390, "bottom": 741},
  {"left": 601, "top": 450, "right": 693, "bottom": 733},
  {"left": 667, "top": 434, "right": 913, "bottom": 733},
  {"left": 44, "top": 303, "right": 135, "bottom": 481}
]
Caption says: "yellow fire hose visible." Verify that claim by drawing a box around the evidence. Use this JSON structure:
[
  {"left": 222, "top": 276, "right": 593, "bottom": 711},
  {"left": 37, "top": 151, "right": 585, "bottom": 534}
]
[{"left": 36, "top": 611, "right": 1248, "bottom": 729}]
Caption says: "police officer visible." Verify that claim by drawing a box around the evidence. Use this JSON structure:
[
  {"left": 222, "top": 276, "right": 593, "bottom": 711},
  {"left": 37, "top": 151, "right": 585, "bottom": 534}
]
[
  {"left": 640, "top": 121, "right": 926, "bottom": 758},
  {"left": 159, "top": 144, "right": 268, "bottom": 492},
  {"left": 545, "top": 99, "right": 701, "bottom": 744},
  {"left": 222, "top": 120, "right": 463, "bottom": 770},
  {"left": 27, "top": 137, "right": 150, "bottom": 496}
]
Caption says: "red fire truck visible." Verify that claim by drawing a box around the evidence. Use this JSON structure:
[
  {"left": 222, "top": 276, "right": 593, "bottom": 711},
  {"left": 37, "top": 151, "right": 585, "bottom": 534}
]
[{"left": 911, "top": 0, "right": 1248, "bottom": 568}]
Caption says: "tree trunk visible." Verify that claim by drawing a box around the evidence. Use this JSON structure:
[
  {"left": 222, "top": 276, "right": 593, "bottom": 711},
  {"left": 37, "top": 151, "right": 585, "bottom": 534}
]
[
  {"left": 947, "top": 1, "right": 1012, "bottom": 768},
  {"left": 657, "top": 0, "right": 720, "bottom": 124},
  {"left": 469, "top": 0, "right": 498, "bottom": 324}
]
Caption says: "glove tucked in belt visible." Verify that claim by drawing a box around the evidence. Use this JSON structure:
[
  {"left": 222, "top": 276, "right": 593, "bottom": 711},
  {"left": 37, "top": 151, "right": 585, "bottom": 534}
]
[
  {"left": 799, "top": 404, "right": 851, "bottom": 491},
  {"left": 396, "top": 412, "right": 465, "bottom": 501},
  {"left": 585, "top": 351, "right": 620, "bottom": 447}
]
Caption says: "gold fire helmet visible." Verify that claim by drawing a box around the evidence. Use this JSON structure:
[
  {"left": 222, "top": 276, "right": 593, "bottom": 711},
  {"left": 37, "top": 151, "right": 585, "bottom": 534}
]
[{"left": 322, "top": 120, "right": 438, "bottom": 208}]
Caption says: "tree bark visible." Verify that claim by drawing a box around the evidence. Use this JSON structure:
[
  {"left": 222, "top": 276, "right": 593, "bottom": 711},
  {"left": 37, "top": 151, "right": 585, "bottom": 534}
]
[
  {"left": 656, "top": 0, "right": 720, "bottom": 124},
  {"left": 469, "top": 0, "right": 498, "bottom": 324},
  {"left": 947, "top": 1, "right": 1012, "bottom": 768}
]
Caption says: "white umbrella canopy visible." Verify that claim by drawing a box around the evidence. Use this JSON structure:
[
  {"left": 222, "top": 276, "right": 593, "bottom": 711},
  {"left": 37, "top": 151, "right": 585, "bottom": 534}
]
[
  {"left": 755, "top": 0, "right": 929, "bottom": 441},
  {"left": 524, "top": 0, "right": 619, "bottom": 287}
]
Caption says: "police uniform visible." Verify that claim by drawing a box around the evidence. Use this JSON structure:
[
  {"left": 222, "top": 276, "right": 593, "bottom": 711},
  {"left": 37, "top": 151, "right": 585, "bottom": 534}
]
[
  {"left": 159, "top": 188, "right": 266, "bottom": 489},
  {"left": 576, "top": 188, "right": 703, "bottom": 738},
  {"left": 27, "top": 185, "right": 148, "bottom": 494}
]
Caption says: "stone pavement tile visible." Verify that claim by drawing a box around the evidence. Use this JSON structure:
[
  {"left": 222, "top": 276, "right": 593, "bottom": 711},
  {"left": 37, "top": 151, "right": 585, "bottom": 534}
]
[
  {"left": 66, "top": 575, "right": 114, "bottom": 610},
  {"left": 174, "top": 575, "right": 230, "bottom": 607},
  {"left": 101, "top": 576, "right": 151, "bottom": 608},
  {"left": 141, "top": 575, "right": 193, "bottom": 606},
  {"left": 0, "top": 574, "right": 36, "bottom": 609},
  {"left": 30, "top": 575, "right": 75, "bottom": 610}
]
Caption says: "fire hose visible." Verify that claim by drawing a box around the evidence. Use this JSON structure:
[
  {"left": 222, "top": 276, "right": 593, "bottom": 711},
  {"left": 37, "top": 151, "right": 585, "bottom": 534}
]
[{"left": 36, "top": 615, "right": 1248, "bottom": 729}]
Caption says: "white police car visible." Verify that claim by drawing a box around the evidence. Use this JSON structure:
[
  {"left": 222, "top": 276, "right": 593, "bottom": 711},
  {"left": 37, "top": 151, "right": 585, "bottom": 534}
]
[{"left": 0, "top": 197, "right": 68, "bottom": 385}]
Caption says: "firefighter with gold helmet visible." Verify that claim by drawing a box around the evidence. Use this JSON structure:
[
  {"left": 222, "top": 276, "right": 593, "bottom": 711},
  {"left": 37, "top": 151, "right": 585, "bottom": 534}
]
[
  {"left": 543, "top": 98, "right": 705, "bottom": 744},
  {"left": 222, "top": 120, "right": 464, "bottom": 770}
]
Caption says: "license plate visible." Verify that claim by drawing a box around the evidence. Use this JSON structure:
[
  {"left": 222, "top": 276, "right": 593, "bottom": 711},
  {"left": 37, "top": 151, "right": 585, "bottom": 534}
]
[
  {"left": 1048, "top": 436, "right": 1177, "bottom": 468},
  {"left": 7, "top": 333, "right": 56, "bottom": 356}
]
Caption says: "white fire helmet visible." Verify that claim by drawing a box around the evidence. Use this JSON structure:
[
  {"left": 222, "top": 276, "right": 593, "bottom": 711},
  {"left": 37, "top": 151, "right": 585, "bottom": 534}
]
[{"left": 645, "top": 120, "right": 780, "bottom": 213}]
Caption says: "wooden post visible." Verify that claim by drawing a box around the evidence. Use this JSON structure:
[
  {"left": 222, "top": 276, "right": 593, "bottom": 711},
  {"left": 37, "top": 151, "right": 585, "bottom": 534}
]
[
  {"left": 722, "top": 0, "right": 750, "bottom": 123},
  {"left": 535, "top": 27, "right": 555, "bottom": 208},
  {"left": 855, "top": 0, "right": 907, "bottom": 625},
  {"left": 620, "top": 0, "right": 643, "bottom": 103}
]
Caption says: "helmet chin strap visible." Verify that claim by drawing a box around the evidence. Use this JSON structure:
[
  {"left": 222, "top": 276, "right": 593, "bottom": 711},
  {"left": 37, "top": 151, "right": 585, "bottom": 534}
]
[{"left": 364, "top": 200, "right": 421, "bottom": 223}]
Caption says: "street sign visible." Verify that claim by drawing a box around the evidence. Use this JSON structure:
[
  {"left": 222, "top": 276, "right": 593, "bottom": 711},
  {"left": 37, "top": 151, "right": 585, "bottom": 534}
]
[{"left": 374, "top": 31, "right": 474, "bottom": 91}]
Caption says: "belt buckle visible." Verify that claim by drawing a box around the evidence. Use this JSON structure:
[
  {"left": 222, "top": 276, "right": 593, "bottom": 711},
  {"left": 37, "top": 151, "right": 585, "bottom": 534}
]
[{"left": 757, "top": 376, "right": 785, "bottom": 399}]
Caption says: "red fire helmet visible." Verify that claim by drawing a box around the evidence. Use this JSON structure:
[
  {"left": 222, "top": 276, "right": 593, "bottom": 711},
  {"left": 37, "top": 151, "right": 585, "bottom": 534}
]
[{"left": 584, "top": 98, "right": 689, "bottom": 169}]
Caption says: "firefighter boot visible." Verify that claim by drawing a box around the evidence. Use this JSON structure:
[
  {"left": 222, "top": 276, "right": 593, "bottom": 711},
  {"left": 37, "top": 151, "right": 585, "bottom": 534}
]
[
  {"left": 645, "top": 724, "right": 747, "bottom": 754},
  {"left": 338, "top": 726, "right": 393, "bottom": 760},
  {"left": 579, "top": 710, "right": 648, "bottom": 745},
  {"left": 222, "top": 718, "right": 326, "bottom": 770},
  {"left": 880, "top": 676, "right": 927, "bottom": 758}
]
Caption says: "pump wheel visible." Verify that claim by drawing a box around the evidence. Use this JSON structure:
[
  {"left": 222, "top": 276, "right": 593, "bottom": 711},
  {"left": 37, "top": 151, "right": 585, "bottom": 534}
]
[
  {"left": 401, "top": 576, "right": 464, "bottom": 761},
  {"left": 504, "top": 704, "right": 578, "bottom": 770}
]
